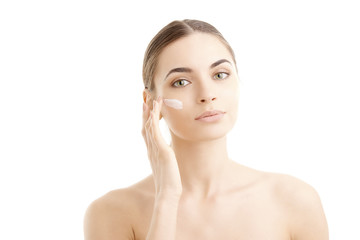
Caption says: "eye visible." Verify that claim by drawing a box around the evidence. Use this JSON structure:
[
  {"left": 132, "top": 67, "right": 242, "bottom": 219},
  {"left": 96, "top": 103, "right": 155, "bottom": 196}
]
[
  {"left": 172, "top": 79, "right": 190, "bottom": 88},
  {"left": 214, "top": 72, "right": 229, "bottom": 80}
]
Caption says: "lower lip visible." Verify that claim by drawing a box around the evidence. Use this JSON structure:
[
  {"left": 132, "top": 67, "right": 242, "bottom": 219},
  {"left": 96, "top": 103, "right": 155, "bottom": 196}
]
[{"left": 196, "top": 113, "right": 225, "bottom": 122}]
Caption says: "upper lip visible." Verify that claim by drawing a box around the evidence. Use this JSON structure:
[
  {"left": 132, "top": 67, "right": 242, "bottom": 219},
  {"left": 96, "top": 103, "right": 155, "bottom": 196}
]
[{"left": 195, "top": 110, "right": 226, "bottom": 120}]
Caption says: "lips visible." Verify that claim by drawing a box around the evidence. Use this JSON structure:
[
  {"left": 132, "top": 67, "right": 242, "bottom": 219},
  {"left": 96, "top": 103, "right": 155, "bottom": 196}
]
[{"left": 195, "top": 110, "right": 226, "bottom": 120}]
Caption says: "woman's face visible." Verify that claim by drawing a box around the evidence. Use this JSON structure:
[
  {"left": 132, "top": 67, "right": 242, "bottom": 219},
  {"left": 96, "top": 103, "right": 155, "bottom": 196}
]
[{"left": 152, "top": 32, "right": 240, "bottom": 142}]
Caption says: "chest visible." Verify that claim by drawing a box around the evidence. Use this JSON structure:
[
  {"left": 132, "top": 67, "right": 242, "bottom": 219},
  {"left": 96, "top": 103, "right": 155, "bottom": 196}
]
[{"left": 134, "top": 193, "right": 290, "bottom": 240}]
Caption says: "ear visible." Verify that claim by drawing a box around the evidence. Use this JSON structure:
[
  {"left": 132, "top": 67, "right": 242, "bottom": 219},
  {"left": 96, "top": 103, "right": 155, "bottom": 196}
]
[{"left": 143, "top": 88, "right": 153, "bottom": 104}]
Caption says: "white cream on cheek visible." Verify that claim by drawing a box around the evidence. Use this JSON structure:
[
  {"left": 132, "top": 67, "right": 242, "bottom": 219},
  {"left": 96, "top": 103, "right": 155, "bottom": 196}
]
[{"left": 163, "top": 99, "right": 183, "bottom": 110}]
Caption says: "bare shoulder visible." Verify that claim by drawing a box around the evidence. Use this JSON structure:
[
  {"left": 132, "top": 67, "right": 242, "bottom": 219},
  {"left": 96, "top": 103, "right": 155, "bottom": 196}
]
[
  {"left": 268, "top": 173, "right": 320, "bottom": 203},
  {"left": 84, "top": 188, "right": 136, "bottom": 240},
  {"left": 267, "top": 172, "right": 329, "bottom": 240},
  {"left": 84, "top": 175, "right": 154, "bottom": 240}
]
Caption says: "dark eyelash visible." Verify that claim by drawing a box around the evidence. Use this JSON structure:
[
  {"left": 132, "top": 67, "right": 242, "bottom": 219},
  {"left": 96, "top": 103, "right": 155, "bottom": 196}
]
[
  {"left": 171, "top": 72, "right": 230, "bottom": 88},
  {"left": 171, "top": 79, "right": 190, "bottom": 88},
  {"left": 215, "top": 72, "right": 230, "bottom": 79}
]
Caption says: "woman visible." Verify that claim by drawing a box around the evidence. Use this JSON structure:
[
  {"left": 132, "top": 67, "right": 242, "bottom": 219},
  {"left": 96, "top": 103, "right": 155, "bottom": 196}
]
[{"left": 84, "top": 19, "right": 328, "bottom": 240}]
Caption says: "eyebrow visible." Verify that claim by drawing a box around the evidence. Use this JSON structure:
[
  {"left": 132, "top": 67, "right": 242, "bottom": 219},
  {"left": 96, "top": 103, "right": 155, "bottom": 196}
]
[
  {"left": 164, "top": 67, "right": 192, "bottom": 82},
  {"left": 163, "top": 59, "right": 232, "bottom": 82},
  {"left": 210, "top": 59, "right": 232, "bottom": 69}
]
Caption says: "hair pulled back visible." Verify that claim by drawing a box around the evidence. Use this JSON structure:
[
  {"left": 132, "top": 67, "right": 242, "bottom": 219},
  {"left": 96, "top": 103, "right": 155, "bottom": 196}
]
[{"left": 142, "top": 19, "right": 236, "bottom": 92}]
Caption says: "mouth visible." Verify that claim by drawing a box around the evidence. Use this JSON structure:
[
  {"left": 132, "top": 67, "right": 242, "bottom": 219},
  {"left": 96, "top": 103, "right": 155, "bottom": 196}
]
[{"left": 195, "top": 110, "right": 226, "bottom": 120}]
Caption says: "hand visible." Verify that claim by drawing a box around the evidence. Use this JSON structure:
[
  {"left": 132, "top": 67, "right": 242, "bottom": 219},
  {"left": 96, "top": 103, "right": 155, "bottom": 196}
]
[{"left": 142, "top": 96, "right": 182, "bottom": 197}]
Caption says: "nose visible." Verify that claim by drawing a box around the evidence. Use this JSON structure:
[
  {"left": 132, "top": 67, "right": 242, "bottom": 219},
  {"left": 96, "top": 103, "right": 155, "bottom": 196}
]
[
  {"left": 196, "top": 76, "right": 218, "bottom": 104},
  {"left": 197, "top": 84, "right": 217, "bottom": 103},
  {"left": 199, "top": 96, "right": 216, "bottom": 103}
]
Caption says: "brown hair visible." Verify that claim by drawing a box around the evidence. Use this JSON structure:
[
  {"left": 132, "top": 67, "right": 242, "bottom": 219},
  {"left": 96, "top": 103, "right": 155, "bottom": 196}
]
[{"left": 142, "top": 19, "right": 237, "bottom": 92}]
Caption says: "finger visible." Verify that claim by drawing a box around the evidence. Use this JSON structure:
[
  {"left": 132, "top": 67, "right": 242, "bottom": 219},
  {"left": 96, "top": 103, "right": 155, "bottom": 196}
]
[
  {"left": 144, "top": 109, "right": 153, "bottom": 139},
  {"left": 142, "top": 98, "right": 152, "bottom": 137},
  {"left": 148, "top": 112, "right": 160, "bottom": 163},
  {"left": 142, "top": 99, "right": 150, "bottom": 126},
  {"left": 151, "top": 98, "right": 168, "bottom": 147},
  {"left": 143, "top": 104, "right": 153, "bottom": 148},
  {"left": 156, "top": 96, "right": 163, "bottom": 120},
  {"left": 153, "top": 96, "right": 162, "bottom": 120},
  {"left": 144, "top": 113, "right": 153, "bottom": 157}
]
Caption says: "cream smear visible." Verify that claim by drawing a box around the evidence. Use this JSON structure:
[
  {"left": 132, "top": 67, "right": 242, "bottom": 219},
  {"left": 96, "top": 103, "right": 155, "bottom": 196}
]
[{"left": 163, "top": 98, "right": 183, "bottom": 110}]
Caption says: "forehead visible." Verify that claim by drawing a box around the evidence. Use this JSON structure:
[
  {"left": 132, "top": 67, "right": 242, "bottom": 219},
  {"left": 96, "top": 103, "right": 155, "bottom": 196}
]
[{"left": 155, "top": 33, "right": 234, "bottom": 75}]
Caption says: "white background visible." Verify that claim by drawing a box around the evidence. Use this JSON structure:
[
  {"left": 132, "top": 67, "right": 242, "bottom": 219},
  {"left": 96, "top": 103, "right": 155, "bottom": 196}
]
[{"left": 0, "top": 0, "right": 359, "bottom": 239}]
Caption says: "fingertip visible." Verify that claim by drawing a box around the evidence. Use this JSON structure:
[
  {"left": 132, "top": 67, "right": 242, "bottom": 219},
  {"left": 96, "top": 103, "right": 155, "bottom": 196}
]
[{"left": 156, "top": 96, "right": 162, "bottom": 108}]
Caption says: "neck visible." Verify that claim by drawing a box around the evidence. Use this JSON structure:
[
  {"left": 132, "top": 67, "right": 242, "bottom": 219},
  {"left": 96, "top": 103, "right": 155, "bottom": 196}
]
[{"left": 170, "top": 133, "right": 232, "bottom": 199}]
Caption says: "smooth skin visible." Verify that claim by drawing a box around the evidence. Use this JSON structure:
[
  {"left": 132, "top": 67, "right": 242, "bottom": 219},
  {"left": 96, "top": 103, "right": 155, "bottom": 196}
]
[{"left": 84, "top": 33, "right": 329, "bottom": 240}]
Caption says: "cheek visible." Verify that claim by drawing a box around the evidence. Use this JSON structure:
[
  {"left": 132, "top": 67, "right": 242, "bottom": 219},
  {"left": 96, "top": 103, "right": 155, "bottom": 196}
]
[
  {"left": 161, "top": 108, "right": 193, "bottom": 140},
  {"left": 223, "top": 87, "right": 240, "bottom": 121},
  {"left": 161, "top": 104, "right": 188, "bottom": 129},
  {"left": 223, "top": 81, "right": 239, "bottom": 104}
]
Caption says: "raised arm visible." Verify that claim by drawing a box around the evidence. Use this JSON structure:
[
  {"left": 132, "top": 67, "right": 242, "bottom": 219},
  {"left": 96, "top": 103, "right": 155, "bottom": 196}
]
[{"left": 142, "top": 96, "right": 183, "bottom": 239}]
